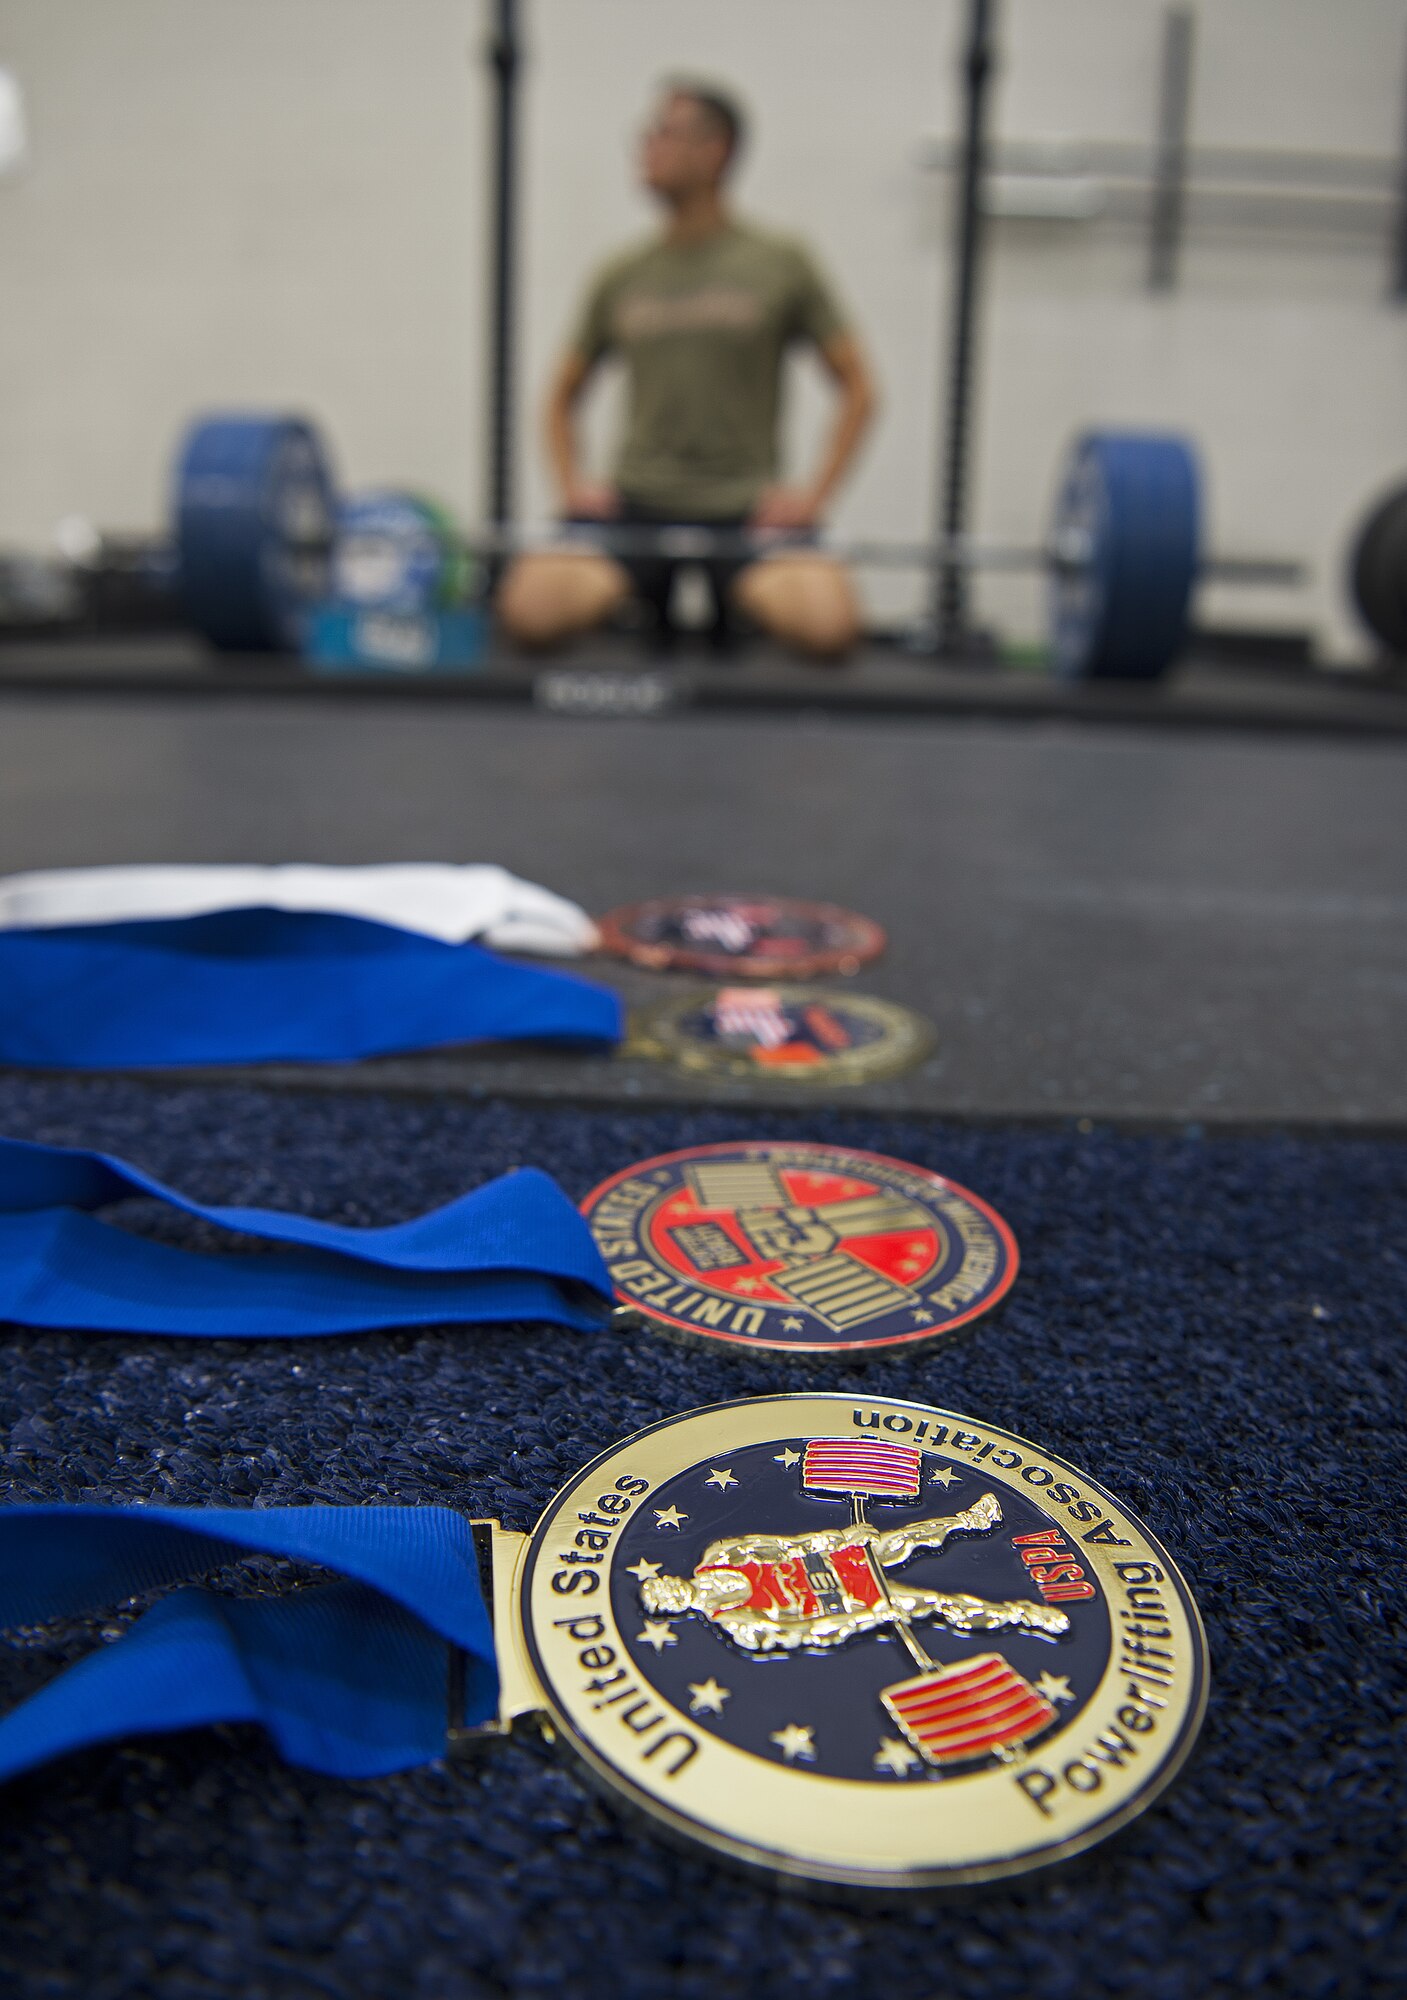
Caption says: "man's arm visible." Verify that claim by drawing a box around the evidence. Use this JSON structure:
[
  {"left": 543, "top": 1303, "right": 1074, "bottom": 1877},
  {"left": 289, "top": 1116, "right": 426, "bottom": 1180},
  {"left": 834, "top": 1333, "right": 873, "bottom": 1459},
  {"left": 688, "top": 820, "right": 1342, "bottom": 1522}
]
[
  {"left": 543, "top": 349, "right": 619, "bottom": 520},
  {"left": 751, "top": 332, "right": 878, "bottom": 531},
  {"left": 873, "top": 1492, "right": 1002, "bottom": 1570}
]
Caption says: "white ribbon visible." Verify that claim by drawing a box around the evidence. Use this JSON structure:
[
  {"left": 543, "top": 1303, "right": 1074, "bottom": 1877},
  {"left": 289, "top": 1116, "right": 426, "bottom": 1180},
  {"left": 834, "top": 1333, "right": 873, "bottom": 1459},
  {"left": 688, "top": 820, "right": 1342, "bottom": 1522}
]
[{"left": 0, "top": 864, "right": 599, "bottom": 958}]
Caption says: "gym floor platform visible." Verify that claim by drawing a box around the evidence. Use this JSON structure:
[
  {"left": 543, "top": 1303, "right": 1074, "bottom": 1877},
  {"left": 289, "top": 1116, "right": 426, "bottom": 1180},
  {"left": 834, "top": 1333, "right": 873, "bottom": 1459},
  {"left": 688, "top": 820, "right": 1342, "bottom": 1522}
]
[
  {"left": 4, "top": 630, "right": 1407, "bottom": 735},
  {"left": 1, "top": 652, "right": 1403, "bottom": 1129}
]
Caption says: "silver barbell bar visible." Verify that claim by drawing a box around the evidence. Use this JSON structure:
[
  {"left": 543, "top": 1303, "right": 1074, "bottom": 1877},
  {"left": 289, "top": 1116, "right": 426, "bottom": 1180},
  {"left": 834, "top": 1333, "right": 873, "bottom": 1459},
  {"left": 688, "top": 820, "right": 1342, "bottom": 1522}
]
[{"left": 378, "top": 520, "right": 1304, "bottom": 588}]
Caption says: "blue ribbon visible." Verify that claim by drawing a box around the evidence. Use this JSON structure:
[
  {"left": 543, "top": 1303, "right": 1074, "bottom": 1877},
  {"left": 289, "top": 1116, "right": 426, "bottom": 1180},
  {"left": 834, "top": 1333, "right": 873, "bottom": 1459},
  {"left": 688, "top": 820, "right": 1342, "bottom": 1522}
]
[
  {"left": 0, "top": 1506, "right": 495, "bottom": 1781},
  {"left": 0, "top": 908, "right": 622, "bottom": 1068},
  {"left": 0, "top": 1136, "right": 610, "bottom": 1336}
]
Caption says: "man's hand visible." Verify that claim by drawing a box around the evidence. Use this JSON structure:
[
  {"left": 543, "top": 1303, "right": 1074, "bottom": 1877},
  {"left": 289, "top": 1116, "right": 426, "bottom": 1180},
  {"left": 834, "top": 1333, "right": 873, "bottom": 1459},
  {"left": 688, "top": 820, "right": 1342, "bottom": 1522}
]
[
  {"left": 561, "top": 478, "right": 620, "bottom": 521},
  {"left": 749, "top": 485, "right": 822, "bottom": 533},
  {"left": 760, "top": 335, "right": 875, "bottom": 535}
]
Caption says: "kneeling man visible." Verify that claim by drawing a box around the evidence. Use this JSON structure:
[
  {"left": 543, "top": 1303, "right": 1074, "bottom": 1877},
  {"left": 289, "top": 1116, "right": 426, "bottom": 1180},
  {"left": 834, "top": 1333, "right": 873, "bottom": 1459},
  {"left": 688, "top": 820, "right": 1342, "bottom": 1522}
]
[{"left": 498, "top": 81, "right": 877, "bottom": 659}]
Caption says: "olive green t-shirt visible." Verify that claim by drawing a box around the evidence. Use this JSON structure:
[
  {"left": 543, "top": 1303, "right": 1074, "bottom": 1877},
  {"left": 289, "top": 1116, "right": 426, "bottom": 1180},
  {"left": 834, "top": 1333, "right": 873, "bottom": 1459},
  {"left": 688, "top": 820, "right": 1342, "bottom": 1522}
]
[{"left": 570, "top": 219, "right": 849, "bottom": 519}]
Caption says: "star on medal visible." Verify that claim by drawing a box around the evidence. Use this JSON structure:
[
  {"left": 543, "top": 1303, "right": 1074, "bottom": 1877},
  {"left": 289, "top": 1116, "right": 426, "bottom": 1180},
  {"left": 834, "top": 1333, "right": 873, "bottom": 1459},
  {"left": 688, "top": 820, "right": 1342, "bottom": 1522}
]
[
  {"left": 626, "top": 1558, "right": 662, "bottom": 1583},
  {"left": 873, "top": 1737, "right": 922, "bottom": 1777},
  {"left": 687, "top": 1678, "right": 731, "bottom": 1715},
  {"left": 781, "top": 1317, "right": 805, "bottom": 1332},
  {"left": 769, "top": 1723, "right": 816, "bottom": 1764},
  {"left": 704, "top": 1467, "right": 737, "bottom": 1491},
  {"left": 930, "top": 1465, "right": 960, "bottom": 1487},
  {"left": 1035, "top": 1672, "right": 1075, "bottom": 1705},
  {"left": 773, "top": 1448, "right": 800, "bottom": 1468},
  {"left": 635, "top": 1620, "right": 677, "bottom": 1655},
  {"left": 653, "top": 1504, "right": 687, "bottom": 1530}
]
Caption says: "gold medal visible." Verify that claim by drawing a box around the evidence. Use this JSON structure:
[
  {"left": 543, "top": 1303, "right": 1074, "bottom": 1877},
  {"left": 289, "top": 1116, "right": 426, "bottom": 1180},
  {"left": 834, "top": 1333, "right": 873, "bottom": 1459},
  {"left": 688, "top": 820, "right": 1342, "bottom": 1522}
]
[
  {"left": 463, "top": 1394, "right": 1208, "bottom": 1890},
  {"left": 627, "top": 986, "right": 932, "bottom": 1084}
]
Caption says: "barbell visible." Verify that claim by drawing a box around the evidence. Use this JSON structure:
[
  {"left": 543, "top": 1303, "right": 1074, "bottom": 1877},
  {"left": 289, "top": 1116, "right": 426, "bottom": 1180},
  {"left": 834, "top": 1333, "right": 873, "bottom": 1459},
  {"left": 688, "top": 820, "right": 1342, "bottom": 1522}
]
[{"left": 170, "top": 413, "right": 1305, "bottom": 679}]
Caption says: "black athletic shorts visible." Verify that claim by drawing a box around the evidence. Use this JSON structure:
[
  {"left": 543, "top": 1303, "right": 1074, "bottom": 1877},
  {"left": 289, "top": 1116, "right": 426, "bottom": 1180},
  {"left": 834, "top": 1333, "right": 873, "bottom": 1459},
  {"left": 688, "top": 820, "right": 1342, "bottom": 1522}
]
[{"left": 564, "top": 500, "right": 815, "bottom": 645}]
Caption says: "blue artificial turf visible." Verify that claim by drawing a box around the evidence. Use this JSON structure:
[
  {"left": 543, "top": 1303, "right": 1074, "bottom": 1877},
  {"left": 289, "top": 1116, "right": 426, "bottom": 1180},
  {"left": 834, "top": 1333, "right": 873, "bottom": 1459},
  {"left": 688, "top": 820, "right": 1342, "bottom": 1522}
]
[{"left": 0, "top": 1074, "right": 1401, "bottom": 2000}]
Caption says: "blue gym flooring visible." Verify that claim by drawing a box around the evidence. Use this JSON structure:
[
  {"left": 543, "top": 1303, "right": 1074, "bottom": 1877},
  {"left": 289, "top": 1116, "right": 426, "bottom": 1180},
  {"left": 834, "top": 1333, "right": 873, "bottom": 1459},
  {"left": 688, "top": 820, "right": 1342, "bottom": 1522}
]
[{"left": 0, "top": 1077, "right": 1401, "bottom": 2000}]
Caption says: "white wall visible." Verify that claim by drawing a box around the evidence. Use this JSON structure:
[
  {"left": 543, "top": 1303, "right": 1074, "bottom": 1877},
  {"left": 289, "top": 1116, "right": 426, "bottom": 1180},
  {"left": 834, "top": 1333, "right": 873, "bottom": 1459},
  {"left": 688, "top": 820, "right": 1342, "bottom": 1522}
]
[
  {"left": 2, "top": 0, "right": 1405, "bottom": 657},
  {"left": 0, "top": 1, "right": 487, "bottom": 547}
]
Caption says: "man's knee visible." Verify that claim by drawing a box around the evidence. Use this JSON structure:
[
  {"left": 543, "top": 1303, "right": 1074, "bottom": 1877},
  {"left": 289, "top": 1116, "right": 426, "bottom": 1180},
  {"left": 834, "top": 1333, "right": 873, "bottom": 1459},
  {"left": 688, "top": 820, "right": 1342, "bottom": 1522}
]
[
  {"left": 495, "top": 555, "right": 567, "bottom": 645},
  {"left": 735, "top": 557, "right": 862, "bottom": 659},
  {"left": 792, "top": 585, "right": 863, "bottom": 658},
  {"left": 496, "top": 552, "right": 629, "bottom": 647}
]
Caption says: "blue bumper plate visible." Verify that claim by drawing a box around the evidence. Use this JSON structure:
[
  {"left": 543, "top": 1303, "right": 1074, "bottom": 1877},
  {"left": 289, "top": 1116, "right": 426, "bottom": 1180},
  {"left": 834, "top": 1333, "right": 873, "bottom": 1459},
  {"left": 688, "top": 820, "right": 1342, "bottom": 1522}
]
[
  {"left": 175, "top": 414, "right": 337, "bottom": 653},
  {"left": 1050, "top": 432, "right": 1199, "bottom": 680}
]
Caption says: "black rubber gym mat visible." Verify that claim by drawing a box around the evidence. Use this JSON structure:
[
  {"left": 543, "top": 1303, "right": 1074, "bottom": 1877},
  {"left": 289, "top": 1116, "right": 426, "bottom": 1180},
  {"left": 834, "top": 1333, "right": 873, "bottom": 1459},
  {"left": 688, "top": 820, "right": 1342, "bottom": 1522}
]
[
  {"left": 4, "top": 634, "right": 1407, "bottom": 735},
  {"left": 2, "top": 693, "right": 1405, "bottom": 1130},
  {"left": 0, "top": 1076, "right": 1401, "bottom": 2000}
]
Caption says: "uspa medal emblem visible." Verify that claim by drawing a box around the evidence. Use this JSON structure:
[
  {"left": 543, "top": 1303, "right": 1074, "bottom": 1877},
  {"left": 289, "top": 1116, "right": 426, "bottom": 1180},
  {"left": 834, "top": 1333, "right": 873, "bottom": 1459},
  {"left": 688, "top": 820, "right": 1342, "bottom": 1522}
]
[
  {"left": 598, "top": 895, "right": 886, "bottom": 980},
  {"left": 629, "top": 986, "right": 931, "bottom": 1084},
  {"left": 473, "top": 1394, "right": 1208, "bottom": 1890},
  {"left": 579, "top": 1141, "right": 1017, "bottom": 1353}
]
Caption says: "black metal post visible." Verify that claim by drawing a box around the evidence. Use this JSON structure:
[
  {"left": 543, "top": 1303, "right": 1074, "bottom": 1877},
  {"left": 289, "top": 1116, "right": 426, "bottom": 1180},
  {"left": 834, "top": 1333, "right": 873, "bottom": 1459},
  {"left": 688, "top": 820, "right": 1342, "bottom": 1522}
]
[
  {"left": 1391, "top": 26, "right": 1407, "bottom": 300},
  {"left": 1148, "top": 6, "right": 1194, "bottom": 292},
  {"left": 486, "top": 0, "right": 521, "bottom": 529},
  {"left": 933, "top": 0, "right": 997, "bottom": 656}
]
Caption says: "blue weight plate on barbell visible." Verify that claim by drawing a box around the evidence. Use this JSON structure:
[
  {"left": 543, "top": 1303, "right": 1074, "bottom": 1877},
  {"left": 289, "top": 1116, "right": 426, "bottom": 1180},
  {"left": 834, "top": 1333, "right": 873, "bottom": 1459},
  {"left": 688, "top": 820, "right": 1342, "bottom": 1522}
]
[
  {"left": 175, "top": 414, "right": 337, "bottom": 652},
  {"left": 1049, "top": 432, "right": 1199, "bottom": 680}
]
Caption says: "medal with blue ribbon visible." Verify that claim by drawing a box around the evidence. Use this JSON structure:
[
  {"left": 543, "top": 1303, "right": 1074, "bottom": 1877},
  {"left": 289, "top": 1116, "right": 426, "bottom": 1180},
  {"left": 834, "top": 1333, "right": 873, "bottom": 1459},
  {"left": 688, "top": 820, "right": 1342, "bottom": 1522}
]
[
  {"left": 0, "top": 1135, "right": 609, "bottom": 1337},
  {"left": 0, "top": 908, "right": 621, "bottom": 1068},
  {"left": 0, "top": 1397, "right": 1207, "bottom": 1888}
]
